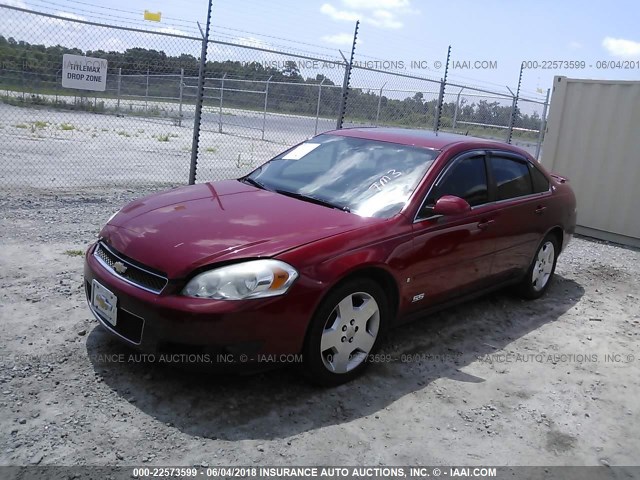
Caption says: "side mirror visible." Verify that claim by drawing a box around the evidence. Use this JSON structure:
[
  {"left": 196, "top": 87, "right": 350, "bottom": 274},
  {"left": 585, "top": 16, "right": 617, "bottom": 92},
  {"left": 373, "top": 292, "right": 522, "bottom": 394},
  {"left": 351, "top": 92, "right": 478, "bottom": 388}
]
[{"left": 433, "top": 195, "right": 471, "bottom": 216}]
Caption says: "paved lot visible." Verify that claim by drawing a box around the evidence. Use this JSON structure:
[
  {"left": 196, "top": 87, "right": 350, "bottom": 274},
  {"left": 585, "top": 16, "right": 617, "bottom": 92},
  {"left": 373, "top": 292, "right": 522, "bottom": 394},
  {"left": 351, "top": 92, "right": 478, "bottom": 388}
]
[{"left": 0, "top": 101, "right": 539, "bottom": 191}]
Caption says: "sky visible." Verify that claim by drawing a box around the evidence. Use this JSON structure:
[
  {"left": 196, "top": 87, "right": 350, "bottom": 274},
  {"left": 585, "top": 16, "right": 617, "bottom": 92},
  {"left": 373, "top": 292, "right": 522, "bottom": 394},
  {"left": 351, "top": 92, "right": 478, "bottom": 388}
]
[{"left": 2, "top": 0, "right": 640, "bottom": 102}]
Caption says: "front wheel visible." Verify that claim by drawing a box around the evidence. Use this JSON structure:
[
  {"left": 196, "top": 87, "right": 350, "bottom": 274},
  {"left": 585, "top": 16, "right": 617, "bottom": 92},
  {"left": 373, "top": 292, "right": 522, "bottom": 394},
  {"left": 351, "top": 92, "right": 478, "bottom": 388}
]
[
  {"left": 302, "top": 278, "right": 389, "bottom": 386},
  {"left": 516, "top": 234, "right": 559, "bottom": 299}
]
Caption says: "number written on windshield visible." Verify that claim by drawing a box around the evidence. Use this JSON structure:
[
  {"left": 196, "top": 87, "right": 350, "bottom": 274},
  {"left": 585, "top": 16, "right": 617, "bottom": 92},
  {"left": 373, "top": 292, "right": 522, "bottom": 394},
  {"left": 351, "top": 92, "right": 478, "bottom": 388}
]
[{"left": 369, "top": 169, "right": 402, "bottom": 191}]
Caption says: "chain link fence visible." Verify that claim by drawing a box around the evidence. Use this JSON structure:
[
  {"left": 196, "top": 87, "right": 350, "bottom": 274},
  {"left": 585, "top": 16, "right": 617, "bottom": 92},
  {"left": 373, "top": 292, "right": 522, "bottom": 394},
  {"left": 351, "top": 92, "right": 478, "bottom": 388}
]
[
  {"left": 345, "top": 65, "right": 549, "bottom": 157},
  {"left": 0, "top": 4, "right": 549, "bottom": 193}
]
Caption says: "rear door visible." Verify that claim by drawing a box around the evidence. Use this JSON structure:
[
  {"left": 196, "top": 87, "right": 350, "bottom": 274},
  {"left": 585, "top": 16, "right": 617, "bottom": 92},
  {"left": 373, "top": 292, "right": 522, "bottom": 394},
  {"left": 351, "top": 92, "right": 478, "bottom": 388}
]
[
  {"left": 406, "top": 151, "right": 498, "bottom": 311},
  {"left": 487, "top": 151, "right": 553, "bottom": 280}
]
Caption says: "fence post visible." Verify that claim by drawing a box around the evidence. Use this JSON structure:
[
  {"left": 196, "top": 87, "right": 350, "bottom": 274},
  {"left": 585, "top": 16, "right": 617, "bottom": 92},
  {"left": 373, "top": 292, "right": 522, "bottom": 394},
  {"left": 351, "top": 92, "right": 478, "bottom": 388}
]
[
  {"left": 506, "top": 95, "right": 517, "bottom": 141},
  {"left": 452, "top": 87, "right": 465, "bottom": 130},
  {"left": 375, "top": 82, "right": 386, "bottom": 126},
  {"left": 262, "top": 75, "right": 272, "bottom": 141},
  {"left": 506, "top": 62, "right": 524, "bottom": 144},
  {"left": 145, "top": 67, "right": 149, "bottom": 112},
  {"left": 434, "top": 45, "right": 451, "bottom": 133},
  {"left": 534, "top": 88, "right": 551, "bottom": 160},
  {"left": 314, "top": 78, "right": 326, "bottom": 134},
  {"left": 336, "top": 20, "right": 359, "bottom": 130},
  {"left": 21, "top": 60, "right": 25, "bottom": 102},
  {"left": 55, "top": 69, "right": 60, "bottom": 104},
  {"left": 218, "top": 73, "right": 226, "bottom": 133},
  {"left": 178, "top": 68, "right": 184, "bottom": 127},
  {"left": 188, "top": 0, "right": 213, "bottom": 185},
  {"left": 433, "top": 81, "right": 444, "bottom": 131},
  {"left": 116, "top": 67, "right": 121, "bottom": 113}
]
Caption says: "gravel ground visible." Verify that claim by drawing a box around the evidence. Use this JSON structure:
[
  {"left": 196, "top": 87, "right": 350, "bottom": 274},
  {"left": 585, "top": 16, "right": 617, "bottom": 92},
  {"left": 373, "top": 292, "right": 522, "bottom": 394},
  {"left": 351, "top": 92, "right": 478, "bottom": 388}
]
[{"left": 0, "top": 185, "right": 639, "bottom": 468}]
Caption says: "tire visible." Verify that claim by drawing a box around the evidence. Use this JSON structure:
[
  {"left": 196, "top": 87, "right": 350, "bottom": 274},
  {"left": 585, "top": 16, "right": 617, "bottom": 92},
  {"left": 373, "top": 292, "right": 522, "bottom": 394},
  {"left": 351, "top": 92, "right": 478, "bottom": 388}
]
[
  {"left": 302, "top": 278, "right": 389, "bottom": 386},
  {"left": 516, "top": 234, "right": 559, "bottom": 300}
]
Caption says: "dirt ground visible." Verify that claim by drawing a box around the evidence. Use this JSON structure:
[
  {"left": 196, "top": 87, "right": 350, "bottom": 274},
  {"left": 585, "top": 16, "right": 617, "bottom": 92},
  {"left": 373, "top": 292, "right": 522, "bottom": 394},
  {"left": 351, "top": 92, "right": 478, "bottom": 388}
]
[{"left": 0, "top": 186, "right": 639, "bottom": 468}]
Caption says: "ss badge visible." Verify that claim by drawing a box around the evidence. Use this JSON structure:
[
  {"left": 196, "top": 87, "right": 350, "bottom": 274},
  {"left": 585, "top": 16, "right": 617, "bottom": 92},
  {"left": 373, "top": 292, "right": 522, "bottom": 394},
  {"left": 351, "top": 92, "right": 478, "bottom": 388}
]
[{"left": 412, "top": 293, "right": 425, "bottom": 303}]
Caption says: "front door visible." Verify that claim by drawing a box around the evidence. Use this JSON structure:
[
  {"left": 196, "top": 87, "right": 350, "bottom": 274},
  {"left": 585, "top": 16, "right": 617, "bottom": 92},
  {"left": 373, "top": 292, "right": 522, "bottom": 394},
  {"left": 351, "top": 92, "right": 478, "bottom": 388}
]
[{"left": 406, "top": 153, "right": 497, "bottom": 311}]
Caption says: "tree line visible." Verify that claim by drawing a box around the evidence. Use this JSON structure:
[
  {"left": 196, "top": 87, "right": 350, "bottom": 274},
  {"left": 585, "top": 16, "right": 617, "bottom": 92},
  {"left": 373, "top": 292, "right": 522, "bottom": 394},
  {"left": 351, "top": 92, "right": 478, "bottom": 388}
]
[{"left": 0, "top": 36, "right": 542, "bottom": 132}]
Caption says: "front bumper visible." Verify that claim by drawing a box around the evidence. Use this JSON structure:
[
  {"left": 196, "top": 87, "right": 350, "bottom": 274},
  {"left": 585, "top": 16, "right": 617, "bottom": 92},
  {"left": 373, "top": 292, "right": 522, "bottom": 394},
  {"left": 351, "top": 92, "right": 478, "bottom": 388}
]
[{"left": 83, "top": 244, "right": 317, "bottom": 361}]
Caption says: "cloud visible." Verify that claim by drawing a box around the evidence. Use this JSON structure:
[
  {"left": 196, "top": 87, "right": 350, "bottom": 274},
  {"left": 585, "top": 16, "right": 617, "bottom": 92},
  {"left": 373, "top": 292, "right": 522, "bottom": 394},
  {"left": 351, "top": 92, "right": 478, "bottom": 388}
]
[
  {"left": 0, "top": 7, "right": 201, "bottom": 56},
  {"left": 96, "top": 37, "right": 128, "bottom": 52},
  {"left": 57, "top": 11, "right": 86, "bottom": 21},
  {"left": 321, "top": 32, "right": 359, "bottom": 45},
  {"left": 602, "top": 36, "right": 640, "bottom": 57},
  {"left": 233, "top": 36, "right": 270, "bottom": 49},
  {"left": 156, "top": 26, "right": 189, "bottom": 37},
  {"left": 342, "top": 0, "right": 410, "bottom": 9},
  {"left": 320, "top": 4, "right": 359, "bottom": 22},
  {"left": 320, "top": 0, "right": 415, "bottom": 29},
  {"left": 3, "top": 0, "right": 27, "bottom": 7},
  {"left": 368, "top": 9, "right": 403, "bottom": 29}
]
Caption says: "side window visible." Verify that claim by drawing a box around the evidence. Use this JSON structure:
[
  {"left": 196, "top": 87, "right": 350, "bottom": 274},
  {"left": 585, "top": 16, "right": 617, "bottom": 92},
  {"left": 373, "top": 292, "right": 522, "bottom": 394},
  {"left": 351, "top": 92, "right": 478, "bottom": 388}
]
[
  {"left": 421, "top": 155, "right": 488, "bottom": 217},
  {"left": 530, "top": 164, "right": 550, "bottom": 193},
  {"left": 490, "top": 156, "right": 533, "bottom": 200},
  {"left": 435, "top": 155, "right": 489, "bottom": 206}
]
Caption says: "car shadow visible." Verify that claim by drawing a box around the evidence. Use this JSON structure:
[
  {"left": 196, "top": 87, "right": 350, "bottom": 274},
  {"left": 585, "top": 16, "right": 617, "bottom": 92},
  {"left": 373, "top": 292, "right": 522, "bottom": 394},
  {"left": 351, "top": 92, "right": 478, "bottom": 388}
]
[{"left": 86, "top": 275, "right": 584, "bottom": 441}]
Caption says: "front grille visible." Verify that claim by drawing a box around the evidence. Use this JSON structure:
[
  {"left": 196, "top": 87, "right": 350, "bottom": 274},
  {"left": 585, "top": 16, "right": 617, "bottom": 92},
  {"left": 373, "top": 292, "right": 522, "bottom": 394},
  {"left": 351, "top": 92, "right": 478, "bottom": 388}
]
[{"left": 94, "top": 242, "right": 168, "bottom": 293}]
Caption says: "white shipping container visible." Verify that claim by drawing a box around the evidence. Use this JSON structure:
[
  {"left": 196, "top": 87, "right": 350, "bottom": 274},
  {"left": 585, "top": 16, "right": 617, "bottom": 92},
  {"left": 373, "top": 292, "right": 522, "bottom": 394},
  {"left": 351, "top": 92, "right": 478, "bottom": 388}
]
[{"left": 542, "top": 76, "right": 640, "bottom": 247}]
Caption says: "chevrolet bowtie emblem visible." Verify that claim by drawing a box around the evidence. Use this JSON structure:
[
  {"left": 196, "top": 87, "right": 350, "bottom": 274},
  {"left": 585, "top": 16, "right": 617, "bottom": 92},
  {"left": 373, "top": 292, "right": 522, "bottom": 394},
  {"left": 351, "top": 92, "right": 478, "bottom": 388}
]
[{"left": 113, "top": 261, "right": 128, "bottom": 274}]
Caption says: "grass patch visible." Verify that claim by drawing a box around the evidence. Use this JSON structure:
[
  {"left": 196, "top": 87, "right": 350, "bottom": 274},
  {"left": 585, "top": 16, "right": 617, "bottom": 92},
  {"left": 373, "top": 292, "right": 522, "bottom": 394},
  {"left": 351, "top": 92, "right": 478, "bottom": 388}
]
[
  {"left": 33, "top": 120, "right": 49, "bottom": 129},
  {"left": 205, "top": 146, "right": 217, "bottom": 153},
  {"left": 14, "top": 123, "right": 28, "bottom": 129},
  {"left": 63, "top": 249, "right": 84, "bottom": 257},
  {"left": 156, "top": 134, "right": 170, "bottom": 142},
  {"left": 117, "top": 131, "right": 131, "bottom": 137},
  {"left": 60, "top": 123, "right": 75, "bottom": 131}
]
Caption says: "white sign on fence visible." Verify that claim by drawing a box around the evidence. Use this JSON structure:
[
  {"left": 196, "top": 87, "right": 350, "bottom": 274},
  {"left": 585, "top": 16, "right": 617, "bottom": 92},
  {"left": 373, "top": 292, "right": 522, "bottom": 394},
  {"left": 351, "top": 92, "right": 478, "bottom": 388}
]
[{"left": 61, "top": 54, "right": 108, "bottom": 92}]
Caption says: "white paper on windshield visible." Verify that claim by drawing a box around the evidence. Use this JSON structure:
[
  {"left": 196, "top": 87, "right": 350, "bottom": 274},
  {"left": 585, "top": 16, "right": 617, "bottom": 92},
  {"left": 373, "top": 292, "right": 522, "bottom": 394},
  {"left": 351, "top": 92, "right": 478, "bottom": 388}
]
[{"left": 282, "top": 142, "right": 321, "bottom": 160}]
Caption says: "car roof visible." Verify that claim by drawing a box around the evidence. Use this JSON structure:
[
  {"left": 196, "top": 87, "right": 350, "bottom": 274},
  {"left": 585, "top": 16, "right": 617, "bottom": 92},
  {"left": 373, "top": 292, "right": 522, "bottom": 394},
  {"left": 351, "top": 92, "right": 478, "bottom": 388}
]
[{"left": 326, "top": 127, "right": 528, "bottom": 154}]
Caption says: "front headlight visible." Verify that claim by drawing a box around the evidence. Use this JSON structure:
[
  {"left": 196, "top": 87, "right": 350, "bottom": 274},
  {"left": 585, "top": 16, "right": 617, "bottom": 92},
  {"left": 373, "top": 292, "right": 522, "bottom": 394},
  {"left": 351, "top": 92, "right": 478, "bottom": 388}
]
[{"left": 182, "top": 259, "right": 298, "bottom": 300}]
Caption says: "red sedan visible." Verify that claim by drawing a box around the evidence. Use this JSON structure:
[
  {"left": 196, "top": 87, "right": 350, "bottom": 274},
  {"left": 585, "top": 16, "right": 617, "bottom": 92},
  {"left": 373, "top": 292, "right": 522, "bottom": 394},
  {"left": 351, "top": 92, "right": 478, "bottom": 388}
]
[{"left": 84, "top": 128, "right": 576, "bottom": 385}]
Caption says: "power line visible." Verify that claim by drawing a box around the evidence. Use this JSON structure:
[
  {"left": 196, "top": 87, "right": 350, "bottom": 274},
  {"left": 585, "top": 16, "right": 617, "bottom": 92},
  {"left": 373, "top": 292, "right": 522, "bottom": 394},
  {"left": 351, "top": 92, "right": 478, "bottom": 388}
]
[
  {"left": 23, "top": 0, "right": 202, "bottom": 34},
  {"left": 45, "top": 0, "right": 204, "bottom": 25},
  {"left": 21, "top": 0, "right": 341, "bottom": 58}
]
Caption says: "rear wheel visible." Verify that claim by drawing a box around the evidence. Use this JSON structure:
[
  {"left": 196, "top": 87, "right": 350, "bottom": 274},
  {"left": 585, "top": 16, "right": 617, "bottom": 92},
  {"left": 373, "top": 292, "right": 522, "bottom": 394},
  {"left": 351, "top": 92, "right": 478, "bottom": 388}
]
[
  {"left": 516, "top": 234, "right": 559, "bottom": 299},
  {"left": 302, "top": 278, "right": 389, "bottom": 386}
]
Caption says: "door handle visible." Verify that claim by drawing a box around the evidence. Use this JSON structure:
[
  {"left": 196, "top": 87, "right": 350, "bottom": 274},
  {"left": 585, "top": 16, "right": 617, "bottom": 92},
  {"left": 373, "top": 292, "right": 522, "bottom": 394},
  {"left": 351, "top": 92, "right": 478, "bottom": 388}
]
[
  {"left": 477, "top": 219, "right": 495, "bottom": 230},
  {"left": 535, "top": 205, "right": 547, "bottom": 215}
]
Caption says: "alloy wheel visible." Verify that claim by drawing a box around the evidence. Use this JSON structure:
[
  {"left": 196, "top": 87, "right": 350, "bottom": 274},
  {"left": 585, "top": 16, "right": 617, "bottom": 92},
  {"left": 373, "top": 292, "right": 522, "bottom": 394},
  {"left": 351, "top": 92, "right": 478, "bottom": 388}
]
[
  {"left": 320, "top": 292, "right": 380, "bottom": 374},
  {"left": 532, "top": 241, "right": 555, "bottom": 292}
]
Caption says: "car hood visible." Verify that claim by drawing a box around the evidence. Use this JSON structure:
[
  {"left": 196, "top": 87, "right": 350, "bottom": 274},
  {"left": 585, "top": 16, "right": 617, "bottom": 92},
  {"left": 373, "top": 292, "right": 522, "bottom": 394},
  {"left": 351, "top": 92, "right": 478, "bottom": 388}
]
[{"left": 100, "top": 180, "right": 379, "bottom": 278}]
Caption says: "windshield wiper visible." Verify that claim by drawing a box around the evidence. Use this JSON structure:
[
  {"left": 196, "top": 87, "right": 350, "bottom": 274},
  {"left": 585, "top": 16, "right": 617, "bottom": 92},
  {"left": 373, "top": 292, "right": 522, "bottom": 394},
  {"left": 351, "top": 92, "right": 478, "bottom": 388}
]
[
  {"left": 240, "top": 177, "right": 269, "bottom": 191},
  {"left": 274, "top": 189, "right": 351, "bottom": 213}
]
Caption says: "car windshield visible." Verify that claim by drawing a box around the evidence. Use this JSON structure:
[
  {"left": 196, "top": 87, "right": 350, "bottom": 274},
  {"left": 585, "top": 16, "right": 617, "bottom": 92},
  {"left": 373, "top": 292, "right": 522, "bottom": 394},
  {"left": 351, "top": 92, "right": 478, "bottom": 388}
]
[{"left": 243, "top": 134, "right": 439, "bottom": 218}]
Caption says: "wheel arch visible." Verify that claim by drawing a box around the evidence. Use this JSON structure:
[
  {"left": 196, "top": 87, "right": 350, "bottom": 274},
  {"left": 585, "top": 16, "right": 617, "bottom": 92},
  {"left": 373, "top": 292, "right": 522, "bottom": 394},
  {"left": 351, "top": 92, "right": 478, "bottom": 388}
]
[
  {"left": 546, "top": 226, "right": 564, "bottom": 251},
  {"left": 300, "top": 264, "right": 400, "bottom": 351},
  {"left": 338, "top": 266, "right": 400, "bottom": 320}
]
